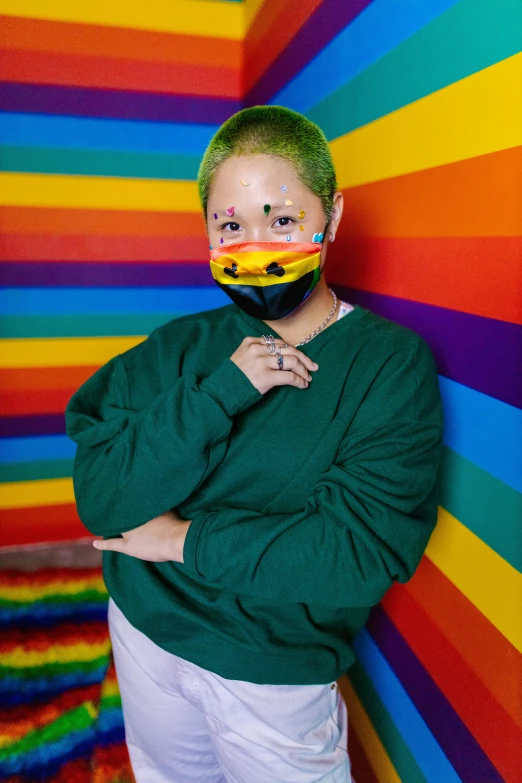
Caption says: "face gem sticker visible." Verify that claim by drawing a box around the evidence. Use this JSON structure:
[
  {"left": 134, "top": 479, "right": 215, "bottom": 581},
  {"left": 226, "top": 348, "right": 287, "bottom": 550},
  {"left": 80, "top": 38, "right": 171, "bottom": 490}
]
[
  {"left": 213, "top": 213, "right": 218, "bottom": 220},
  {"left": 209, "top": 245, "right": 213, "bottom": 249},
  {"left": 226, "top": 206, "right": 235, "bottom": 216},
  {"left": 299, "top": 225, "right": 304, "bottom": 231},
  {"left": 263, "top": 204, "right": 271, "bottom": 216},
  {"left": 286, "top": 235, "right": 292, "bottom": 241},
  {"left": 285, "top": 199, "right": 294, "bottom": 207},
  {"left": 220, "top": 237, "right": 224, "bottom": 244},
  {"left": 298, "top": 210, "right": 305, "bottom": 219},
  {"left": 281, "top": 185, "right": 288, "bottom": 193},
  {"left": 240, "top": 179, "right": 249, "bottom": 186},
  {"left": 312, "top": 232, "right": 324, "bottom": 243}
]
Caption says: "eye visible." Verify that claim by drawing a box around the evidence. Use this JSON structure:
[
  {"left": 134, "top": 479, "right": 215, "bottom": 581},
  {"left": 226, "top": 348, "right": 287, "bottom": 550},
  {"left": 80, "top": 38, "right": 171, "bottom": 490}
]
[
  {"left": 273, "top": 217, "right": 295, "bottom": 229},
  {"left": 221, "top": 222, "right": 241, "bottom": 232}
]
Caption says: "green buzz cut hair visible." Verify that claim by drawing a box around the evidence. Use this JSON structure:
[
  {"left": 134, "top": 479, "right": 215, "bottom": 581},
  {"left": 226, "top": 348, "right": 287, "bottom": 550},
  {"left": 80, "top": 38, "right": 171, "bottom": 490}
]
[{"left": 197, "top": 105, "right": 337, "bottom": 221}]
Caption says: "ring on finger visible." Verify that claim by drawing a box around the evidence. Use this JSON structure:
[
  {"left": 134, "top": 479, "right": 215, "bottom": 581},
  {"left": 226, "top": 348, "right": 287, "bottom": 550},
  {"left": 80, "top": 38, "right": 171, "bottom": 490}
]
[
  {"left": 277, "top": 355, "right": 284, "bottom": 370},
  {"left": 275, "top": 346, "right": 282, "bottom": 358},
  {"left": 262, "top": 334, "right": 276, "bottom": 354}
]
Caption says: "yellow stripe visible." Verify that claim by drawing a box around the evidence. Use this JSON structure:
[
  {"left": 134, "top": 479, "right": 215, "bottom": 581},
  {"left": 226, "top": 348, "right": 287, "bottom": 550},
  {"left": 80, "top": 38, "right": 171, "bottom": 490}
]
[
  {"left": 0, "top": 173, "right": 201, "bottom": 212},
  {"left": 339, "top": 676, "right": 401, "bottom": 782},
  {"left": 426, "top": 506, "right": 522, "bottom": 653},
  {"left": 0, "top": 478, "right": 74, "bottom": 509},
  {"left": 0, "top": 578, "right": 106, "bottom": 602},
  {"left": 332, "top": 53, "right": 522, "bottom": 189},
  {"left": 1, "top": 640, "right": 110, "bottom": 668},
  {"left": 0, "top": 0, "right": 244, "bottom": 39},
  {"left": 245, "top": 0, "right": 266, "bottom": 30},
  {"left": 0, "top": 335, "right": 144, "bottom": 368},
  {"left": 210, "top": 251, "right": 320, "bottom": 287}
]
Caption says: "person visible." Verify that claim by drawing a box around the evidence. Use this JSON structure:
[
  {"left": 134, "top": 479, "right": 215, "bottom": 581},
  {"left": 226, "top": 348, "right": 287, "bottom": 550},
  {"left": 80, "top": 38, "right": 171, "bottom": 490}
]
[{"left": 65, "top": 105, "right": 444, "bottom": 783}]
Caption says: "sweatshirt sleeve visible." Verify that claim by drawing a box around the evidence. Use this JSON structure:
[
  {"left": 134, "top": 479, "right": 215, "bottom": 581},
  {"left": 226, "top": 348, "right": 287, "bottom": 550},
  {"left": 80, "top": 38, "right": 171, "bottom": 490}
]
[
  {"left": 65, "top": 349, "right": 262, "bottom": 539},
  {"left": 182, "top": 338, "right": 444, "bottom": 608}
]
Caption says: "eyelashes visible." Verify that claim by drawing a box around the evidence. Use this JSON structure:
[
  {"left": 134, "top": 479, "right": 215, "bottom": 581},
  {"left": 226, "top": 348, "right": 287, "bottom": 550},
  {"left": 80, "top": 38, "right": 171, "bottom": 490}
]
[{"left": 219, "top": 217, "right": 297, "bottom": 231}]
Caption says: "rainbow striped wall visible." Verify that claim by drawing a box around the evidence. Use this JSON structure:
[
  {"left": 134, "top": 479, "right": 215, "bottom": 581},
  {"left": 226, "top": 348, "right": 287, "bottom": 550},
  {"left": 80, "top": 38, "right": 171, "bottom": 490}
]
[
  {"left": 243, "top": 0, "right": 521, "bottom": 780},
  {"left": 0, "top": 1, "right": 521, "bottom": 781}
]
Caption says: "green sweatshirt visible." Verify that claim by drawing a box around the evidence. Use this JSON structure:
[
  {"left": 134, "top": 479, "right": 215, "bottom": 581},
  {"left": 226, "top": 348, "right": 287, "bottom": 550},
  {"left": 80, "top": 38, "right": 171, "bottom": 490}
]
[{"left": 65, "top": 302, "right": 443, "bottom": 685}]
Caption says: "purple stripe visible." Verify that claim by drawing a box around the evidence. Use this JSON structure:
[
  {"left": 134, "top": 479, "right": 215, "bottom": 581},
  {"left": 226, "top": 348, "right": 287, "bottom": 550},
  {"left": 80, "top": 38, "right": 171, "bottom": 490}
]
[
  {"left": 0, "top": 82, "right": 241, "bottom": 125},
  {"left": 366, "top": 606, "right": 503, "bottom": 783},
  {"left": 334, "top": 286, "right": 522, "bottom": 410},
  {"left": 1, "top": 262, "right": 214, "bottom": 287},
  {"left": 0, "top": 414, "right": 65, "bottom": 438},
  {"left": 245, "top": 0, "right": 372, "bottom": 105}
]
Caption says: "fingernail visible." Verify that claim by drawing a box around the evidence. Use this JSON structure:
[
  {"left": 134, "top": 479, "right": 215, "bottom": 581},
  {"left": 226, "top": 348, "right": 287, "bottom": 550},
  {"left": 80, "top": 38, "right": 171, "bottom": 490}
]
[
  {"left": 312, "top": 362, "right": 319, "bottom": 369},
  {"left": 307, "top": 374, "right": 312, "bottom": 381}
]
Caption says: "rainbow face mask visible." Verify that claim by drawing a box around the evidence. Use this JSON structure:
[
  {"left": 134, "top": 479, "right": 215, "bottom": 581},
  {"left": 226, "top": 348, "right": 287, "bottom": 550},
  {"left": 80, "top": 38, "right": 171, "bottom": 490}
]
[{"left": 209, "top": 240, "right": 322, "bottom": 320}]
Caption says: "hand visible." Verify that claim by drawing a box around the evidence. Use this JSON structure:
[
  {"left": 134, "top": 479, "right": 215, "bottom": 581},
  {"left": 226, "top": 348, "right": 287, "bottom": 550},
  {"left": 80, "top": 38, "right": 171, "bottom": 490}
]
[
  {"left": 230, "top": 337, "right": 319, "bottom": 395},
  {"left": 92, "top": 510, "right": 189, "bottom": 563}
]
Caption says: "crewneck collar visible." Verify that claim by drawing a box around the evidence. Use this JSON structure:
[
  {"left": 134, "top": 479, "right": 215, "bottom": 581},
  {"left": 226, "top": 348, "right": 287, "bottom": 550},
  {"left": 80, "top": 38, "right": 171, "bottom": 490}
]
[{"left": 234, "top": 301, "right": 370, "bottom": 350}]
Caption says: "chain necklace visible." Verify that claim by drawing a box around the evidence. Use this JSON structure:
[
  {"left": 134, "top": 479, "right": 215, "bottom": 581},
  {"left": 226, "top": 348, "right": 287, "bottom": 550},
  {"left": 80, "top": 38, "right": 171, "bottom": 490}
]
[{"left": 295, "top": 288, "right": 338, "bottom": 346}]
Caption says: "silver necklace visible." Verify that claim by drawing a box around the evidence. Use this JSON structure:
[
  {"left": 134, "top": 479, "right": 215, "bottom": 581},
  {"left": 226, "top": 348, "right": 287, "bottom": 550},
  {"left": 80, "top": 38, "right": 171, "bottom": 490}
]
[{"left": 295, "top": 289, "right": 338, "bottom": 346}]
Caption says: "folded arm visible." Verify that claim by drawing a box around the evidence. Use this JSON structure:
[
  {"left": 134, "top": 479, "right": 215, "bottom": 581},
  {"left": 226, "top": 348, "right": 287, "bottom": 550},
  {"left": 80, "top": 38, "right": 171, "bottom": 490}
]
[{"left": 65, "top": 350, "right": 262, "bottom": 538}]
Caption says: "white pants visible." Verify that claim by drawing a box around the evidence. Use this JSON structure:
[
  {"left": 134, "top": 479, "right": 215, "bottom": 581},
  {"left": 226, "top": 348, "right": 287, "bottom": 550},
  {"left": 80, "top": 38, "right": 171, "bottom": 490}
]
[{"left": 108, "top": 598, "right": 355, "bottom": 783}]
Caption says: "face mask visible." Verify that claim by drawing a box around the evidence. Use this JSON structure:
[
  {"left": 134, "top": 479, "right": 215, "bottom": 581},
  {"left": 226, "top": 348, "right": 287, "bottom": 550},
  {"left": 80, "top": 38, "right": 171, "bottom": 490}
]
[{"left": 209, "top": 240, "right": 322, "bottom": 320}]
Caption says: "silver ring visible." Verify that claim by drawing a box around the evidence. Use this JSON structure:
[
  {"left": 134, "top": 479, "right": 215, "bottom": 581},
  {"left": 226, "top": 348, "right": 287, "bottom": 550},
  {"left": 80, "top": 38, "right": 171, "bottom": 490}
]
[
  {"left": 262, "top": 334, "right": 276, "bottom": 354},
  {"left": 277, "top": 355, "right": 284, "bottom": 370},
  {"left": 275, "top": 346, "right": 282, "bottom": 358}
]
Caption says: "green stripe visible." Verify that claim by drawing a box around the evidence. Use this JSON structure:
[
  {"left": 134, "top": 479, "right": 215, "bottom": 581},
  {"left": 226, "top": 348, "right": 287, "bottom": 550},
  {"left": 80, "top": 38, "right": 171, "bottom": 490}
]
[
  {"left": 0, "top": 654, "right": 108, "bottom": 680},
  {"left": 0, "top": 703, "right": 95, "bottom": 759},
  {"left": 0, "top": 459, "right": 74, "bottom": 484},
  {"left": 1, "top": 146, "right": 201, "bottom": 180},
  {"left": 100, "top": 693, "right": 123, "bottom": 711},
  {"left": 309, "top": 0, "right": 522, "bottom": 139},
  {"left": 0, "top": 313, "right": 183, "bottom": 339},
  {"left": 348, "top": 662, "right": 427, "bottom": 783},
  {"left": 0, "top": 590, "right": 108, "bottom": 608},
  {"left": 440, "top": 446, "right": 522, "bottom": 573}
]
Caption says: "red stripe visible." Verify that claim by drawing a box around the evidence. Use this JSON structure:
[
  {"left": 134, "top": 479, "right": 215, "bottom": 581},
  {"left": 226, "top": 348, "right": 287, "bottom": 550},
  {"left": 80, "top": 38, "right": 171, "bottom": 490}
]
[
  {"left": 344, "top": 709, "right": 380, "bottom": 783},
  {"left": 0, "top": 504, "right": 91, "bottom": 548},
  {"left": 380, "top": 582, "right": 522, "bottom": 780},
  {"left": 1, "top": 387, "right": 84, "bottom": 417},
  {"left": 0, "top": 567, "right": 102, "bottom": 587},
  {"left": 0, "top": 622, "right": 109, "bottom": 651},
  {"left": 0, "top": 48, "right": 242, "bottom": 99},
  {"left": 401, "top": 557, "right": 522, "bottom": 730},
  {"left": 1, "top": 14, "right": 241, "bottom": 70},
  {"left": 328, "top": 236, "right": 522, "bottom": 325},
  {"left": 342, "top": 146, "right": 522, "bottom": 238},
  {"left": 0, "top": 234, "right": 209, "bottom": 262},
  {"left": 244, "top": 0, "right": 322, "bottom": 92},
  {"left": 0, "top": 207, "right": 204, "bottom": 237}
]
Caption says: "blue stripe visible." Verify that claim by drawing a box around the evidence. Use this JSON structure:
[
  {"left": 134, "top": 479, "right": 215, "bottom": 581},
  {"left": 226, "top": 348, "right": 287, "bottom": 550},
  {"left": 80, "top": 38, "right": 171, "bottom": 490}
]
[
  {"left": 270, "top": 0, "right": 459, "bottom": 112},
  {"left": 0, "top": 111, "right": 218, "bottom": 154},
  {"left": 440, "top": 377, "right": 522, "bottom": 493},
  {"left": 354, "top": 629, "right": 462, "bottom": 783},
  {"left": 0, "top": 435, "right": 76, "bottom": 464},
  {"left": 0, "top": 287, "right": 229, "bottom": 315}
]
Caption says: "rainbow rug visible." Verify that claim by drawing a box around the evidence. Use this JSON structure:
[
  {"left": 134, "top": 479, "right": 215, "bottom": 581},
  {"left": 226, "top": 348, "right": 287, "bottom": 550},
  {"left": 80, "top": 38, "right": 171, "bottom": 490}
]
[{"left": 0, "top": 566, "right": 134, "bottom": 783}]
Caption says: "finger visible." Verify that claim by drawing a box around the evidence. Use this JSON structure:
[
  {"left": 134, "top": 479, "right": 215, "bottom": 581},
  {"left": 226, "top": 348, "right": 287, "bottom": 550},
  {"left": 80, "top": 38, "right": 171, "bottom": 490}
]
[
  {"left": 278, "top": 345, "right": 319, "bottom": 371},
  {"left": 93, "top": 538, "right": 127, "bottom": 552},
  {"left": 268, "top": 354, "right": 312, "bottom": 382},
  {"left": 269, "top": 370, "right": 309, "bottom": 389}
]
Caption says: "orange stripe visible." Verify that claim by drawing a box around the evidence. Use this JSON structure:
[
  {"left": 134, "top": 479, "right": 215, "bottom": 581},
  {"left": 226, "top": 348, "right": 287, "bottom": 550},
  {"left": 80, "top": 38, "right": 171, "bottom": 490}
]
[
  {"left": 244, "top": 0, "right": 321, "bottom": 92},
  {"left": 402, "top": 557, "right": 522, "bottom": 731},
  {"left": 342, "top": 146, "right": 522, "bottom": 238},
  {"left": 0, "top": 47, "right": 241, "bottom": 99},
  {"left": 0, "top": 15, "right": 241, "bottom": 70},
  {"left": 0, "top": 235, "right": 209, "bottom": 261},
  {"left": 0, "top": 366, "right": 98, "bottom": 392},
  {"left": 381, "top": 584, "right": 522, "bottom": 780},
  {"left": 0, "top": 207, "right": 204, "bottom": 237},
  {"left": 0, "top": 504, "right": 89, "bottom": 547},
  {"left": 329, "top": 236, "right": 522, "bottom": 325},
  {"left": 1, "top": 387, "right": 81, "bottom": 416}
]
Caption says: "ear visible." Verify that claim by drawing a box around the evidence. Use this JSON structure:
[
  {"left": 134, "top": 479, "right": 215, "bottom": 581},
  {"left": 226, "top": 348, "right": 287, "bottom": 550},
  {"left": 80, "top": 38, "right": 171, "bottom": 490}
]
[{"left": 327, "top": 191, "right": 344, "bottom": 242}]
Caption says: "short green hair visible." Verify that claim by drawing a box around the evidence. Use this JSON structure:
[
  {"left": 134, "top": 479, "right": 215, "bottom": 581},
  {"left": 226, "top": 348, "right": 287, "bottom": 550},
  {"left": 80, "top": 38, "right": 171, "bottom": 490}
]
[{"left": 198, "top": 105, "right": 337, "bottom": 222}]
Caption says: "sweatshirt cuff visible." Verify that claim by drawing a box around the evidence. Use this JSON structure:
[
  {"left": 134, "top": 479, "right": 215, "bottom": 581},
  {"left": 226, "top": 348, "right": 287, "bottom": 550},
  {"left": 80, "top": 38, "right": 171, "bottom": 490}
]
[
  {"left": 199, "top": 358, "right": 262, "bottom": 418},
  {"left": 182, "top": 511, "right": 213, "bottom": 577}
]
